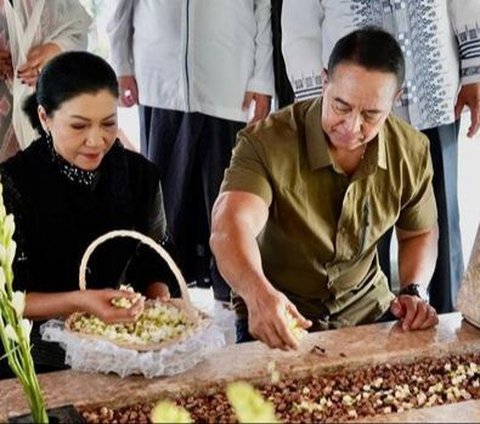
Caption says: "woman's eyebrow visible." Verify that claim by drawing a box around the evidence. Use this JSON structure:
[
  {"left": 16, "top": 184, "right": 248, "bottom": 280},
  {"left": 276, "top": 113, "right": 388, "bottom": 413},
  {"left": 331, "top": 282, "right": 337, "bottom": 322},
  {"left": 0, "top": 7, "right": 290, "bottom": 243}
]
[{"left": 69, "top": 113, "right": 116, "bottom": 121}]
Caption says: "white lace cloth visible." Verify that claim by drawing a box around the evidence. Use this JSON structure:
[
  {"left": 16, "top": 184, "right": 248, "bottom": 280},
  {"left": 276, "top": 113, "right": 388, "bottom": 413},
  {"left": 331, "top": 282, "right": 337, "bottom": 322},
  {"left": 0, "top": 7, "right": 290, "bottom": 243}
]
[{"left": 41, "top": 306, "right": 236, "bottom": 378}]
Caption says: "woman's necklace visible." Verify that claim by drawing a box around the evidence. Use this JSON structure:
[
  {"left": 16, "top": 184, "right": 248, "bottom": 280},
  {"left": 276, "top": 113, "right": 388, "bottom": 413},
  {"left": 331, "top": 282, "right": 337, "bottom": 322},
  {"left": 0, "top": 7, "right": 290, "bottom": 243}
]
[{"left": 45, "top": 133, "right": 100, "bottom": 187}]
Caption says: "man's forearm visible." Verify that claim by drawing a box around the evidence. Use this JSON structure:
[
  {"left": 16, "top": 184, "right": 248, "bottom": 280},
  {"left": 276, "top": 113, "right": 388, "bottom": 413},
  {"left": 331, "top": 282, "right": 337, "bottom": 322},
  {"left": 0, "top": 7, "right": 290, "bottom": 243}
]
[
  {"left": 397, "top": 226, "right": 439, "bottom": 289},
  {"left": 210, "top": 221, "right": 272, "bottom": 304}
]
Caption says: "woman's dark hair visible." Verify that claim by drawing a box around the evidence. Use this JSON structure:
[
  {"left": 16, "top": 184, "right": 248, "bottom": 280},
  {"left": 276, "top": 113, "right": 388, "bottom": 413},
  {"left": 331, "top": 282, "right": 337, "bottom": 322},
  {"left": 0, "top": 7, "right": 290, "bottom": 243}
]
[
  {"left": 23, "top": 51, "right": 119, "bottom": 133},
  {"left": 327, "top": 27, "right": 405, "bottom": 88}
]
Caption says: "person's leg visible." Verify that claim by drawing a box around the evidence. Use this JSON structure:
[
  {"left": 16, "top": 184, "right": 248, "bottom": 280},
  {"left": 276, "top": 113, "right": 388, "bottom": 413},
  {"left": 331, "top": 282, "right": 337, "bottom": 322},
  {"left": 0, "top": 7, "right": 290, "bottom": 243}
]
[
  {"left": 422, "top": 121, "right": 464, "bottom": 313},
  {"left": 138, "top": 105, "right": 152, "bottom": 156},
  {"left": 199, "top": 115, "right": 245, "bottom": 302},
  {"left": 145, "top": 109, "right": 204, "bottom": 282}
]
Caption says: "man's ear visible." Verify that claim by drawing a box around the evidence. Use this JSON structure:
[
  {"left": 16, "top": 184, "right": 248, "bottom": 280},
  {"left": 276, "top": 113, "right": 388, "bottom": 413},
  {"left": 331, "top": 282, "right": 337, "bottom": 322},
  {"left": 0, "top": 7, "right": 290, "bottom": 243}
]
[
  {"left": 37, "top": 105, "right": 49, "bottom": 132},
  {"left": 394, "top": 88, "right": 403, "bottom": 103},
  {"left": 321, "top": 68, "right": 329, "bottom": 86}
]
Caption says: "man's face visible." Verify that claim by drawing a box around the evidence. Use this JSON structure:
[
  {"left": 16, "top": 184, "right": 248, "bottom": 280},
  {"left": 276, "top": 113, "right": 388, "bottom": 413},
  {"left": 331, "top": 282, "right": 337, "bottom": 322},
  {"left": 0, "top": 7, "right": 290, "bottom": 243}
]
[{"left": 321, "top": 63, "right": 400, "bottom": 152}]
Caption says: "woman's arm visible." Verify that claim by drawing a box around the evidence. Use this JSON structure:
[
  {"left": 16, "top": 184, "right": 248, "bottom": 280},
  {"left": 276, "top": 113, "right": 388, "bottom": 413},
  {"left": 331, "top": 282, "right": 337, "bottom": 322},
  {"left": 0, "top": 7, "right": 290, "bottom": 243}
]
[{"left": 24, "top": 289, "right": 143, "bottom": 324}]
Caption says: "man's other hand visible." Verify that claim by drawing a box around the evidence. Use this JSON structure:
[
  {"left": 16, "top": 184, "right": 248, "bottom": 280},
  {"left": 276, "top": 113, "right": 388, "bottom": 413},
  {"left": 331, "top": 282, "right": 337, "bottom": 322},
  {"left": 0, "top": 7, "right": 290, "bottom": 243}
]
[{"left": 389, "top": 295, "right": 438, "bottom": 331}]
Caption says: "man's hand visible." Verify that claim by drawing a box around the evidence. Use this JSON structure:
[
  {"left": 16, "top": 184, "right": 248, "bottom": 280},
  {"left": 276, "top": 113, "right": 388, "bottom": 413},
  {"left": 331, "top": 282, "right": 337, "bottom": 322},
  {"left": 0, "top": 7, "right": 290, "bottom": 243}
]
[
  {"left": 145, "top": 282, "right": 171, "bottom": 302},
  {"left": 77, "top": 288, "right": 144, "bottom": 324},
  {"left": 247, "top": 286, "right": 311, "bottom": 350},
  {"left": 17, "top": 42, "right": 62, "bottom": 86},
  {"left": 118, "top": 75, "right": 139, "bottom": 107},
  {"left": 242, "top": 91, "right": 271, "bottom": 124},
  {"left": 0, "top": 48, "right": 13, "bottom": 81},
  {"left": 454, "top": 82, "right": 480, "bottom": 138},
  {"left": 389, "top": 295, "right": 438, "bottom": 331}
]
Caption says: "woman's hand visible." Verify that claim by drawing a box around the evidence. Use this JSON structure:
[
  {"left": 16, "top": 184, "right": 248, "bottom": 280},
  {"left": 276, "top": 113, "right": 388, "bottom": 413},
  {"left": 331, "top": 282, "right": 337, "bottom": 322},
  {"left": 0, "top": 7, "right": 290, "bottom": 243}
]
[
  {"left": 0, "top": 48, "right": 13, "bottom": 81},
  {"left": 76, "top": 288, "right": 144, "bottom": 324},
  {"left": 17, "top": 42, "right": 61, "bottom": 86}
]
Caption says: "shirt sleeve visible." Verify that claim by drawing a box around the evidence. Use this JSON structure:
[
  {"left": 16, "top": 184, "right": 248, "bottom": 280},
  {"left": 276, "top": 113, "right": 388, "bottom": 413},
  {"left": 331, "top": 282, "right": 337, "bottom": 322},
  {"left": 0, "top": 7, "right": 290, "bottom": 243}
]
[
  {"left": 396, "top": 138, "right": 438, "bottom": 231},
  {"left": 220, "top": 132, "right": 273, "bottom": 206},
  {"left": 449, "top": 0, "right": 480, "bottom": 85},
  {"left": 281, "top": 0, "right": 324, "bottom": 101},
  {"left": 105, "top": 0, "right": 135, "bottom": 76},
  {"left": 246, "top": 0, "right": 275, "bottom": 96},
  {"left": 44, "top": 0, "right": 92, "bottom": 52}
]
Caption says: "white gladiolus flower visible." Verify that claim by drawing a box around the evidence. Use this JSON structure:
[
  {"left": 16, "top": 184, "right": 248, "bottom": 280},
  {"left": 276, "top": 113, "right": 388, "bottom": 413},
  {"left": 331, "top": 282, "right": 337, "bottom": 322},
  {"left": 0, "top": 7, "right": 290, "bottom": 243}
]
[
  {"left": 0, "top": 244, "right": 6, "bottom": 264},
  {"left": 3, "top": 215, "right": 15, "bottom": 240},
  {"left": 20, "top": 319, "right": 32, "bottom": 338},
  {"left": 0, "top": 204, "right": 6, "bottom": 221},
  {"left": 12, "top": 291, "right": 25, "bottom": 317},
  {"left": 4, "top": 324, "right": 18, "bottom": 343},
  {"left": 0, "top": 267, "right": 5, "bottom": 292},
  {"left": 6, "top": 240, "right": 16, "bottom": 266}
]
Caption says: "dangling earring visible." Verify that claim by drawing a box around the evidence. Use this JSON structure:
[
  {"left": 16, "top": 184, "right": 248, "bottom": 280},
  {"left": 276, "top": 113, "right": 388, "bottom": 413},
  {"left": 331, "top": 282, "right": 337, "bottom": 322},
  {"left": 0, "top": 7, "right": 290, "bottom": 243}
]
[{"left": 44, "top": 129, "right": 54, "bottom": 148}]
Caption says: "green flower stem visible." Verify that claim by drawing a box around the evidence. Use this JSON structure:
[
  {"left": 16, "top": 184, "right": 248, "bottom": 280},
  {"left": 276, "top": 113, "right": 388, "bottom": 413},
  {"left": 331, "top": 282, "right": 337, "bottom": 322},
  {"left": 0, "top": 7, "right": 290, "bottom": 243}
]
[{"left": 0, "top": 195, "right": 49, "bottom": 423}]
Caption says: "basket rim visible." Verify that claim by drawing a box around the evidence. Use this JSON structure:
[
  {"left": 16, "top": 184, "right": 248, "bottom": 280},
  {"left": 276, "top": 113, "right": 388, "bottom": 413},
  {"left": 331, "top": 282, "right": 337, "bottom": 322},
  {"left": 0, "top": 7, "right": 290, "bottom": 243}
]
[{"left": 78, "top": 229, "right": 197, "bottom": 322}]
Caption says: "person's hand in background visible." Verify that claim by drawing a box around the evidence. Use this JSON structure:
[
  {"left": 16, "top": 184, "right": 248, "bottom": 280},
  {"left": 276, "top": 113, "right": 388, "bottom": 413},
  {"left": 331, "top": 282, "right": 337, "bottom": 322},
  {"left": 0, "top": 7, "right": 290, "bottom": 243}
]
[
  {"left": 17, "top": 42, "right": 62, "bottom": 86},
  {"left": 118, "top": 75, "right": 139, "bottom": 107}
]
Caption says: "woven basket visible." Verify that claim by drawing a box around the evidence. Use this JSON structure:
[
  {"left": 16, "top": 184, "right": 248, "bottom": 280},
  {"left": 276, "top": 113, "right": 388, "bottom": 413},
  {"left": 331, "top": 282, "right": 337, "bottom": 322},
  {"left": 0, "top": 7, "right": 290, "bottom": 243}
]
[{"left": 65, "top": 229, "right": 211, "bottom": 351}]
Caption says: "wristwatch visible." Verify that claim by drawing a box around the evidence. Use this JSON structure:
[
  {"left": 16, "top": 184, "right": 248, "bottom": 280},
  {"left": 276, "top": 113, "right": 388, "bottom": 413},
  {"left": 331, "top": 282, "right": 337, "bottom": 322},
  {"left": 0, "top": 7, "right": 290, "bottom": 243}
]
[{"left": 398, "top": 283, "right": 429, "bottom": 302}]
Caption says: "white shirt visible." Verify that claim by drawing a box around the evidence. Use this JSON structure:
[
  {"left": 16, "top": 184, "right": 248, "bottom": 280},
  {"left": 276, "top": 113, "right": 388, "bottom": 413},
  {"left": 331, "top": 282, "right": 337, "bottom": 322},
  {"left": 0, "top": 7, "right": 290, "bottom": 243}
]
[
  {"left": 2, "top": 0, "right": 91, "bottom": 148},
  {"left": 282, "top": 0, "right": 480, "bottom": 130},
  {"left": 107, "top": 0, "right": 275, "bottom": 123}
]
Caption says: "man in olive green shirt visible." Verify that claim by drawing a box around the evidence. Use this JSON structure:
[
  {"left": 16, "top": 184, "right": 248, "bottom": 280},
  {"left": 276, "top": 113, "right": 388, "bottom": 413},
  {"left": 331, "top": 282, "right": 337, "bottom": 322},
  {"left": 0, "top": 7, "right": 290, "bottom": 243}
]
[{"left": 210, "top": 28, "right": 439, "bottom": 350}]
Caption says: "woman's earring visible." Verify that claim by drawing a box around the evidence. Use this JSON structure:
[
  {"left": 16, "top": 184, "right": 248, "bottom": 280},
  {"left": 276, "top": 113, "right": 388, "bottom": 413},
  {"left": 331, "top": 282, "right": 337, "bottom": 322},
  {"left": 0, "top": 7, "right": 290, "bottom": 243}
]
[{"left": 44, "top": 129, "right": 53, "bottom": 145}]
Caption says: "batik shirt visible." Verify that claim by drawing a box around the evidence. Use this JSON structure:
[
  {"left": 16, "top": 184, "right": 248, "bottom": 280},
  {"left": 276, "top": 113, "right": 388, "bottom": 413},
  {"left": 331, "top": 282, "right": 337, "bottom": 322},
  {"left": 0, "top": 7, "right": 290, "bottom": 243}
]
[{"left": 282, "top": 0, "right": 480, "bottom": 130}]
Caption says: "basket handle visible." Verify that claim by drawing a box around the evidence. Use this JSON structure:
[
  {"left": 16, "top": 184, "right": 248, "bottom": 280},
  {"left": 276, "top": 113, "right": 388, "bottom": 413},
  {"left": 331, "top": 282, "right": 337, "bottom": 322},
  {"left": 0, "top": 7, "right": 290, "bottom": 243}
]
[{"left": 78, "top": 229, "right": 196, "bottom": 318}]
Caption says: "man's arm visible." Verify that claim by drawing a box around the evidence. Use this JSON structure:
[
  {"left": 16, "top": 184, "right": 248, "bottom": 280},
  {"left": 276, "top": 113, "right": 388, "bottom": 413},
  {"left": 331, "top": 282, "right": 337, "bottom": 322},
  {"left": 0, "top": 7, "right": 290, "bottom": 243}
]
[
  {"left": 243, "top": 0, "right": 275, "bottom": 124},
  {"left": 281, "top": 0, "right": 324, "bottom": 101},
  {"left": 106, "top": 0, "right": 134, "bottom": 77},
  {"left": 210, "top": 191, "right": 311, "bottom": 350},
  {"left": 105, "top": 1, "right": 137, "bottom": 107},
  {"left": 396, "top": 225, "right": 439, "bottom": 289},
  {"left": 17, "top": 0, "right": 92, "bottom": 86},
  {"left": 450, "top": 0, "right": 480, "bottom": 137},
  {"left": 389, "top": 225, "right": 439, "bottom": 331}
]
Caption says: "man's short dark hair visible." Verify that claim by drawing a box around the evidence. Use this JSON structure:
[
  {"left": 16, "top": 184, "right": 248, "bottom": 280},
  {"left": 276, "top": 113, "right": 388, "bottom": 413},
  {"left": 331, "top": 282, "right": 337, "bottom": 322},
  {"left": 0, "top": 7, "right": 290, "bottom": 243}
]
[{"left": 327, "top": 27, "right": 405, "bottom": 88}]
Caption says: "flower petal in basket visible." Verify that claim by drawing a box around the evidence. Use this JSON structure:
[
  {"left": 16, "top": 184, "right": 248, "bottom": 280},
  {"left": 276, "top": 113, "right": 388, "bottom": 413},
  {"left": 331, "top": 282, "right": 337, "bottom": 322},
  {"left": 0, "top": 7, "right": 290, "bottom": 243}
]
[
  {"left": 64, "top": 230, "right": 211, "bottom": 351},
  {"left": 65, "top": 300, "right": 212, "bottom": 351}
]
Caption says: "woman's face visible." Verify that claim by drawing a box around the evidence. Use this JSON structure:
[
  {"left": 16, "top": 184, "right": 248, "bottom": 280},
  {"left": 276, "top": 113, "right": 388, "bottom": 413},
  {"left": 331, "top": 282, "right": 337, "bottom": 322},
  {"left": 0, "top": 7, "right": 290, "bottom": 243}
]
[{"left": 39, "top": 89, "right": 118, "bottom": 171}]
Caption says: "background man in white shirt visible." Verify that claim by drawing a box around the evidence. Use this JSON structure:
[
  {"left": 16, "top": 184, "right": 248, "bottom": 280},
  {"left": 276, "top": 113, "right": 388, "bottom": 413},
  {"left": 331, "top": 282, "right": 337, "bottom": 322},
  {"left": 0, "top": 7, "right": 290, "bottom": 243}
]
[{"left": 107, "top": 0, "right": 275, "bottom": 303}]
